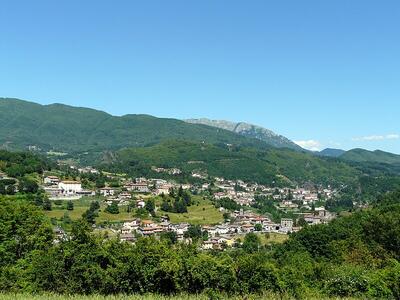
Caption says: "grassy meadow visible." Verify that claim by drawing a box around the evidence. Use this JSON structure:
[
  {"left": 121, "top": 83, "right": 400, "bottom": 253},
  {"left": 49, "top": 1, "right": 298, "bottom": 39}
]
[
  {"left": 0, "top": 294, "right": 359, "bottom": 300},
  {"left": 45, "top": 195, "right": 224, "bottom": 225},
  {"left": 160, "top": 197, "right": 224, "bottom": 225}
]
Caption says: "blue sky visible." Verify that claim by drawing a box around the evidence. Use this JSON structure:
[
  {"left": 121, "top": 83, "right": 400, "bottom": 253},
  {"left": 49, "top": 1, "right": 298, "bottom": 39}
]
[{"left": 0, "top": 1, "right": 399, "bottom": 153}]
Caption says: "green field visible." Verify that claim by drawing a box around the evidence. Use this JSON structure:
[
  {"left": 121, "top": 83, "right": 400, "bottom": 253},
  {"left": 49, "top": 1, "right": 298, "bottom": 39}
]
[
  {"left": 232, "top": 232, "right": 289, "bottom": 246},
  {"left": 45, "top": 196, "right": 222, "bottom": 225},
  {"left": 158, "top": 197, "right": 223, "bottom": 225},
  {"left": 259, "top": 232, "right": 289, "bottom": 245},
  {"left": 45, "top": 197, "right": 135, "bottom": 223}
]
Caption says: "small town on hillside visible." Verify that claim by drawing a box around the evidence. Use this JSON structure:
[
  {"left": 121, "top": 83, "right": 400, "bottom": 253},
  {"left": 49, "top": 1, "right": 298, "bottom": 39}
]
[{"left": 14, "top": 160, "right": 341, "bottom": 250}]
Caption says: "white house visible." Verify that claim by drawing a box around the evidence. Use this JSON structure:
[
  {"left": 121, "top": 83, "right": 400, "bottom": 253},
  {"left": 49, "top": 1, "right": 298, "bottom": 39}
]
[
  {"left": 280, "top": 218, "right": 293, "bottom": 232},
  {"left": 126, "top": 183, "right": 150, "bottom": 193},
  {"left": 99, "top": 187, "right": 116, "bottom": 197},
  {"left": 44, "top": 176, "right": 60, "bottom": 185},
  {"left": 58, "top": 181, "right": 82, "bottom": 195}
]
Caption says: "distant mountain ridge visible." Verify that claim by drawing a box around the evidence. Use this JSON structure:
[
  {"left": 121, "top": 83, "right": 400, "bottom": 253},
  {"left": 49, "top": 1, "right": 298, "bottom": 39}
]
[
  {"left": 1, "top": 97, "right": 399, "bottom": 171},
  {"left": 316, "top": 148, "right": 346, "bottom": 158},
  {"left": 0, "top": 98, "right": 268, "bottom": 152},
  {"left": 340, "top": 148, "right": 400, "bottom": 164},
  {"left": 185, "top": 118, "right": 303, "bottom": 151}
]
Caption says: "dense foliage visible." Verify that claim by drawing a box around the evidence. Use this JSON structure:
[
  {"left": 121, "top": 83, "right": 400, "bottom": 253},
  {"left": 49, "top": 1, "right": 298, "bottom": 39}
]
[
  {"left": 0, "top": 150, "right": 51, "bottom": 178},
  {"left": 1, "top": 191, "right": 400, "bottom": 298},
  {"left": 110, "top": 140, "right": 360, "bottom": 187},
  {"left": 341, "top": 148, "right": 400, "bottom": 164}
]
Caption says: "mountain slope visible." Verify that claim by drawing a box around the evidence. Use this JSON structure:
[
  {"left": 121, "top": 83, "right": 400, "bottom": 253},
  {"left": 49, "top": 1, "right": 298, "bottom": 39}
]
[
  {"left": 110, "top": 140, "right": 360, "bottom": 186},
  {"left": 340, "top": 148, "right": 400, "bottom": 164},
  {"left": 0, "top": 98, "right": 269, "bottom": 152},
  {"left": 185, "top": 118, "right": 303, "bottom": 151},
  {"left": 317, "top": 148, "right": 346, "bottom": 158}
]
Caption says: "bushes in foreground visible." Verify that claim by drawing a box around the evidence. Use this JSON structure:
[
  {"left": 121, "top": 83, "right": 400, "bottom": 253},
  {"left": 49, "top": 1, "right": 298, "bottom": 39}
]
[{"left": 1, "top": 193, "right": 400, "bottom": 299}]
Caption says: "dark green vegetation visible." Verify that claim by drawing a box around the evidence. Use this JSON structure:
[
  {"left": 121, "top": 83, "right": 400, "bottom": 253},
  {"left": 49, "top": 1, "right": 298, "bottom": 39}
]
[
  {"left": 110, "top": 140, "right": 360, "bottom": 186},
  {"left": 1, "top": 191, "right": 400, "bottom": 298},
  {"left": 0, "top": 98, "right": 267, "bottom": 153},
  {"left": 0, "top": 150, "right": 51, "bottom": 178},
  {"left": 317, "top": 148, "right": 346, "bottom": 158},
  {"left": 0, "top": 150, "right": 52, "bottom": 196},
  {"left": 341, "top": 148, "right": 400, "bottom": 164},
  {"left": 161, "top": 187, "right": 192, "bottom": 214}
]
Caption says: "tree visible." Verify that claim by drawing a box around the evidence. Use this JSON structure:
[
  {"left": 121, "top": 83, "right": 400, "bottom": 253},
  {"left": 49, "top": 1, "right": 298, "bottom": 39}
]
[
  {"left": 67, "top": 201, "right": 74, "bottom": 211},
  {"left": 105, "top": 202, "right": 119, "bottom": 214},
  {"left": 82, "top": 208, "right": 96, "bottom": 224},
  {"left": 185, "top": 224, "right": 207, "bottom": 242},
  {"left": 42, "top": 199, "right": 52, "bottom": 211},
  {"left": 135, "top": 207, "right": 148, "bottom": 218},
  {"left": 254, "top": 223, "right": 263, "bottom": 231},
  {"left": 82, "top": 201, "right": 100, "bottom": 224},
  {"left": 297, "top": 217, "right": 308, "bottom": 227},
  {"left": 223, "top": 212, "right": 230, "bottom": 222},
  {"left": 160, "top": 231, "right": 177, "bottom": 245},
  {"left": 34, "top": 194, "right": 44, "bottom": 206},
  {"left": 19, "top": 178, "right": 39, "bottom": 193},
  {"left": 178, "top": 185, "right": 183, "bottom": 197},
  {"left": 183, "top": 191, "right": 191, "bottom": 206},
  {"left": 161, "top": 200, "right": 173, "bottom": 212},
  {"left": 145, "top": 199, "right": 155, "bottom": 214},
  {"left": 90, "top": 200, "right": 100, "bottom": 211},
  {"left": 173, "top": 199, "right": 187, "bottom": 213},
  {"left": 6, "top": 184, "right": 15, "bottom": 195},
  {"left": 242, "top": 233, "right": 261, "bottom": 253},
  {"left": 0, "top": 182, "right": 5, "bottom": 195},
  {"left": 95, "top": 178, "right": 105, "bottom": 188}
]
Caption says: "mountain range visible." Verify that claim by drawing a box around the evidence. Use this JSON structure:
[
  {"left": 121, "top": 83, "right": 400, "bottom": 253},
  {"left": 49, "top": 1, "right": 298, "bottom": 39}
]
[
  {"left": 0, "top": 98, "right": 267, "bottom": 152},
  {"left": 185, "top": 118, "right": 303, "bottom": 151},
  {"left": 1, "top": 97, "right": 400, "bottom": 188}
]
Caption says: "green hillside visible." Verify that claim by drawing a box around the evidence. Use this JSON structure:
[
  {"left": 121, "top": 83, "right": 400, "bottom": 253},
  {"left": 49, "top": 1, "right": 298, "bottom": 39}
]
[
  {"left": 111, "top": 140, "right": 359, "bottom": 186},
  {"left": 340, "top": 148, "right": 400, "bottom": 164},
  {"left": 0, "top": 98, "right": 267, "bottom": 152},
  {"left": 317, "top": 148, "right": 346, "bottom": 158}
]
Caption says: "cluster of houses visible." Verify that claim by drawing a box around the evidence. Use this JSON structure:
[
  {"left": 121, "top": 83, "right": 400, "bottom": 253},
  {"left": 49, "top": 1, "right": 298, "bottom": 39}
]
[
  {"left": 302, "top": 207, "right": 336, "bottom": 225},
  {"left": 115, "top": 208, "right": 302, "bottom": 249},
  {"left": 42, "top": 169, "right": 339, "bottom": 250},
  {"left": 211, "top": 177, "right": 337, "bottom": 210},
  {"left": 42, "top": 174, "right": 191, "bottom": 204},
  {"left": 152, "top": 166, "right": 182, "bottom": 175}
]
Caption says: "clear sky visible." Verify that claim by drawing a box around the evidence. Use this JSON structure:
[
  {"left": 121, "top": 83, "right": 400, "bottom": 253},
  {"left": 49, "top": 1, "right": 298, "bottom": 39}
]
[{"left": 0, "top": 1, "right": 399, "bottom": 153}]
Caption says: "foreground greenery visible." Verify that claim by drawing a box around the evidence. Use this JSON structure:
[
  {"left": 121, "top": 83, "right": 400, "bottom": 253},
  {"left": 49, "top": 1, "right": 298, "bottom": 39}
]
[
  {"left": 1, "top": 191, "right": 400, "bottom": 299},
  {"left": 0, "top": 293, "right": 360, "bottom": 300}
]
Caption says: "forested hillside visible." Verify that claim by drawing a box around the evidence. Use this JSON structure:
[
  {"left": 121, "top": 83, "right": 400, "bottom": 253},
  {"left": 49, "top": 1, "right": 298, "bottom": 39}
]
[
  {"left": 0, "top": 98, "right": 269, "bottom": 152},
  {"left": 109, "top": 140, "right": 359, "bottom": 186},
  {"left": 340, "top": 148, "right": 400, "bottom": 164}
]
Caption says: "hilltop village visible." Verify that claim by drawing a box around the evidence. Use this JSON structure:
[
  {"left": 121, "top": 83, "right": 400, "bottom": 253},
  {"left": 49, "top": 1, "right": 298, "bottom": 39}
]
[{"left": 35, "top": 162, "right": 339, "bottom": 250}]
